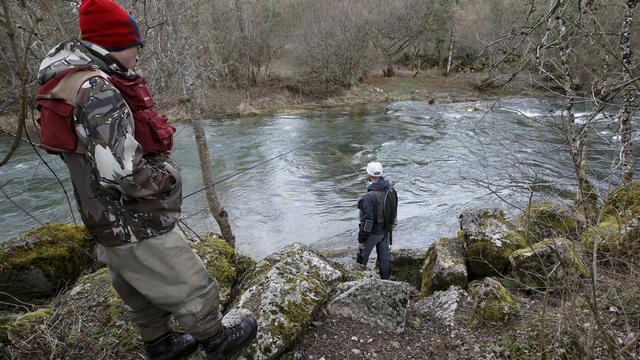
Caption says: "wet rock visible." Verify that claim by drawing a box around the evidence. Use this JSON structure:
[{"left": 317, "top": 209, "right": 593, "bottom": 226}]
[
  {"left": 327, "top": 278, "right": 415, "bottom": 333},
  {"left": 411, "top": 286, "right": 469, "bottom": 328},
  {"left": 516, "top": 201, "right": 577, "bottom": 242},
  {"left": 420, "top": 237, "right": 467, "bottom": 296},
  {"left": 234, "top": 244, "right": 342, "bottom": 360},
  {"left": 389, "top": 248, "right": 426, "bottom": 289},
  {"left": 459, "top": 209, "right": 526, "bottom": 276},
  {"left": 468, "top": 277, "right": 520, "bottom": 324},
  {"left": 0, "top": 224, "right": 94, "bottom": 307},
  {"left": 510, "top": 238, "right": 586, "bottom": 290},
  {"left": 583, "top": 182, "right": 640, "bottom": 254}
]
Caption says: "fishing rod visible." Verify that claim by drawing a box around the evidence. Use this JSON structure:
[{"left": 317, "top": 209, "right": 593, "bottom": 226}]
[{"left": 183, "top": 141, "right": 317, "bottom": 199}]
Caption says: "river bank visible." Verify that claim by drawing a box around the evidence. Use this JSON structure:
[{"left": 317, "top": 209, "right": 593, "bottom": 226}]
[
  {"left": 1, "top": 182, "right": 639, "bottom": 359},
  {"left": 157, "top": 70, "right": 549, "bottom": 121},
  {"left": 0, "top": 70, "right": 547, "bottom": 135}
]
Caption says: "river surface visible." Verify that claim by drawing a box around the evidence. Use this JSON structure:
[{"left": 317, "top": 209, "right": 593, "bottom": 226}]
[{"left": 1, "top": 98, "right": 638, "bottom": 258}]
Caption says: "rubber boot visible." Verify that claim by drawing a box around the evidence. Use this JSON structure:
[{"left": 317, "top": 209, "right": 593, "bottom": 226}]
[
  {"left": 143, "top": 331, "right": 198, "bottom": 360},
  {"left": 200, "top": 316, "right": 258, "bottom": 360}
]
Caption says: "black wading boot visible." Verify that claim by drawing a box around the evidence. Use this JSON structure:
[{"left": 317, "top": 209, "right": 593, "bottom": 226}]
[
  {"left": 201, "top": 316, "right": 258, "bottom": 360},
  {"left": 143, "top": 331, "right": 198, "bottom": 360}
]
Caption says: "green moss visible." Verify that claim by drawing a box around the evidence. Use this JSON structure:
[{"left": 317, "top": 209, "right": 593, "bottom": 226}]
[
  {"left": 192, "top": 235, "right": 237, "bottom": 291},
  {"left": 601, "top": 181, "right": 640, "bottom": 219},
  {"left": 470, "top": 280, "right": 518, "bottom": 324},
  {"left": 517, "top": 201, "right": 578, "bottom": 242},
  {"left": 0, "top": 224, "right": 93, "bottom": 283},
  {"left": 467, "top": 240, "right": 519, "bottom": 277},
  {"left": 421, "top": 237, "right": 467, "bottom": 296},
  {"left": 582, "top": 216, "right": 639, "bottom": 253},
  {"left": 5, "top": 308, "right": 53, "bottom": 339},
  {"left": 510, "top": 239, "right": 586, "bottom": 290}
]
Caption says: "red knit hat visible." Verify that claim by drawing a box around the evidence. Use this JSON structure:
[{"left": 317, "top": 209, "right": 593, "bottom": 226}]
[{"left": 79, "top": 0, "right": 143, "bottom": 51}]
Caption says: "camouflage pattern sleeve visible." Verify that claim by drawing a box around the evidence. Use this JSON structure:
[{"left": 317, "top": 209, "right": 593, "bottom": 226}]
[{"left": 74, "top": 76, "right": 176, "bottom": 199}]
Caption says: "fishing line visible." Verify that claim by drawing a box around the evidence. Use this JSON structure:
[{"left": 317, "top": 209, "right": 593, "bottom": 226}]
[{"left": 183, "top": 141, "right": 317, "bottom": 200}]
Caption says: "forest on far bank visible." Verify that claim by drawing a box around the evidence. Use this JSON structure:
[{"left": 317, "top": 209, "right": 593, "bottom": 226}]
[{"left": 1, "top": 0, "right": 639, "bottom": 108}]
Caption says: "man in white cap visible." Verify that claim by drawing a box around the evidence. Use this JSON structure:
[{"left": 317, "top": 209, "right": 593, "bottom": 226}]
[{"left": 356, "top": 161, "right": 396, "bottom": 279}]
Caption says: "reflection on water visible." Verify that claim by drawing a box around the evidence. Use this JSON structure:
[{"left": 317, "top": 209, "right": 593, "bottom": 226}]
[{"left": 1, "top": 98, "right": 638, "bottom": 258}]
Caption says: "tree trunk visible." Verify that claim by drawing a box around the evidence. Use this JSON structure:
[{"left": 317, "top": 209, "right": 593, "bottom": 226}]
[
  {"left": 0, "top": 0, "right": 26, "bottom": 168},
  {"left": 559, "top": 2, "right": 596, "bottom": 232},
  {"left": 445, "top": 6, "right": 456, "bottom": 76},
  {"left": 166, "top": 0, "right": 236, "bottom": 247},
  {"left": 618, "top": 0, "right": 638, "bottom": 184},
  {"left": 191, "top": 119, "right": 236, "bottom": 247}
]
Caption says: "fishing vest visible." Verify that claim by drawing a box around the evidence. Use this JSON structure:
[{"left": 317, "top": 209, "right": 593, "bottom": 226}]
[{"left": 36, "top": 67, "right": 175, "bottom": 155}]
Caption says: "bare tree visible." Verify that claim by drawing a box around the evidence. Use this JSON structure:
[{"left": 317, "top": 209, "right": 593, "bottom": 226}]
[
  {"left": 164, "top": 0, "right": 236, "bottom": 247},
  {"left": 445, "top": 0, "right": 457, "bottom": 76},
  {"left": 618, "top": 0, "right": 638, "bottom": 184},
  {"left": 0, "top": 0, "right": 33, "bottom": 167}
]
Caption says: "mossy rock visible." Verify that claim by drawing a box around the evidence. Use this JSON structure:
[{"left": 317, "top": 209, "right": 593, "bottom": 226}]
[
  {"left": 582, "top": 182, "right": 640, "bottom": 254},
  {"left": 582, "top": 217, "right": 640, "bottom": 254},
  {"left": 0, "top": 224, "right": 94, "bottom": 307},
  {"left": 601, "top": 181, "right": 640, "bottom": 219},
  {"left": 509, "top": 238, "right": 586, "bottom": 290},
  {"left": 4, "top": 268, "right": 142, "bottom": 359},
  {"left": 4, "top": 308, "right": 53, "bottom": 342},
  {"left": 232, "top": 244, "right": 342, "bottom": 359},
  {"left": 460, "top": 209, "right": 526, "bottom": 277},
  {"left": 516, "top": 201, "right": 578, "bottom": 242},
  {"left": 420, "top": 237, "right": 468, "bottom": 296},
  {"left": 190, "top": 234, "right": 238, "bottom": 306},
  {"left": 390, "top": 248, "right": 426, "bottom": 290},
  {"left": 468, "top": 277, "right": 520, "bottom": 324},
  {"left": 0, "top": 312, "right": 21, "bottom": 344}
]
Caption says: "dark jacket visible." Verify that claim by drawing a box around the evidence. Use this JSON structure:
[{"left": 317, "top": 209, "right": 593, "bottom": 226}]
[
  {"left": 357, "top": 177, "right": 391, "bottom": 243},
  {"left": 37, "top": 40, "right": 181, "bottom": 247}
]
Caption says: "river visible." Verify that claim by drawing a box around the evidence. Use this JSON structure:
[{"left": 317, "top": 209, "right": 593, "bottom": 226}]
[{"left": 1, "top": 97, "right": 638, "bottom": 258}]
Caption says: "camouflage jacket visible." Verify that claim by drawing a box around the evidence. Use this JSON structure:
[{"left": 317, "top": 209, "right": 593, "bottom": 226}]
[{"left": 37, "top": 40, "right": 182, "bottom": 247}]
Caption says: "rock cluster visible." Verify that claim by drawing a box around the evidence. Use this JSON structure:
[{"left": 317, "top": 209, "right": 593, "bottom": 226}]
[{"left": 4, "top": 183, "right": 635, "bottom": 359}]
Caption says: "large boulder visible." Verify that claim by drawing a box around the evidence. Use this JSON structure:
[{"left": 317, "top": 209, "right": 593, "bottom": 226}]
[
  {"left": 468, "top": 277, "right": 520, "bottom": 324},
  {"left": 411, "top": 286, "right": 469, "bottom": 328},
  {"left": 0, "top": 224, "right": 94, "bottom": 307},
  {"left": 420, "top": 237, "right": 467, "bottom": 296},
  {"left": 327, "top": 278, "right": 416, "bottom": 333},
  {"left": 509, "top": 238, "right": 586, "bottom": 290},
  {"left": 583, "top": 182, "right": 640, "bottom": 254},
  {"left": 390, "top": 248, "right": 426, "bottom": 289},
  {"left": 516, "top": 201, "right": 578, "bottom": 242},
  {"left": 233, "top": 244, "right": 342, "bottom": 359},
  {"left": 459, "top": 209, "right": 526, "bottom": 276}
]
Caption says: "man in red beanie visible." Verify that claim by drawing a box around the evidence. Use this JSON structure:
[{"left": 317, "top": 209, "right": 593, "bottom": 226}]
[{"left": 36, "top": 1, "right": 256, "bottom": 359}]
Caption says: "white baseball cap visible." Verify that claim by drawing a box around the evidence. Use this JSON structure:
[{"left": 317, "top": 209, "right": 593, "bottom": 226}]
[{"left": 366, "top": 161, "right": 383, "bottom": 177}]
